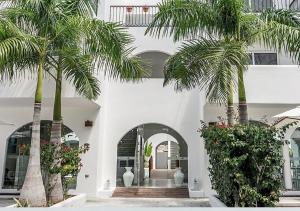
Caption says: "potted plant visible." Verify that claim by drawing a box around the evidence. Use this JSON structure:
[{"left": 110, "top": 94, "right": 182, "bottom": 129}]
[
  {"left": 126, "top": 6, "right": 133, "bottom": 13},
  {"left": 144, "top": 141, "right": 152, "bottom": 178},
  {"left": 142, "top": 5, "right": 149, "bottom": 13}
]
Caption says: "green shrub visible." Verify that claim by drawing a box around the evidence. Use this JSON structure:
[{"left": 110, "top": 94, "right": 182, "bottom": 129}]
[
  {"left": 41, "top": 143, "right": 90, "bottom": 197},
  {"left": 201, "top": 122, "right": 293, "bottom": 207}
]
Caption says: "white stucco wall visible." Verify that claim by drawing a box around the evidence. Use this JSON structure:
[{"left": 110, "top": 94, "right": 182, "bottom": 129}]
[
  {"left": 0, "top": 99, "right": 100, "bottom": 195},
  {"left": 96, "top": 78, "right": 208, "bottom": 193}
]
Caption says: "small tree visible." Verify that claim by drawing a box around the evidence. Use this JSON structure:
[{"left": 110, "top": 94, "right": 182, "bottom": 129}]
[
  {"left": 144, "top": 141, "right": 153, "bottom": 168},
  {"left": 201, "top": 122, "right": 294, "bottom": 207},
  {"left": 41, "top": 143, "right": 90, "bottom": 201}
]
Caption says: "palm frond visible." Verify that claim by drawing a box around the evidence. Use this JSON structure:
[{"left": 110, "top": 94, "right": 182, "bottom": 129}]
[
  {"left": 145, "top": 0, "right": 218, "bottom": 41},
  {"left": 0, "top": 19, "right": 39, "bottom": 80},
  {"left": 60, "top": 48, "right": 100, "bottom": 100},
  {"left": 259, "top": 9, "right": 300, "bottom": 62},
  {"left": 65, "top": 16, "right": 149, "bottom": 81},
  {"left": 164, "top": 38, "right": 248, "bottom": 104}
]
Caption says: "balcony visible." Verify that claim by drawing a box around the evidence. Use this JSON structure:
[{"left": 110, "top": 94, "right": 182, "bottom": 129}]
[{"left": 109, "top": 0, "right": 300, "bottom": 27}]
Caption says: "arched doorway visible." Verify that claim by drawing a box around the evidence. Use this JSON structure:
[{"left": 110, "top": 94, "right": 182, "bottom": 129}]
[
  {"left": 116, "top": 123, "right": 188, "bottom": 188},
  {"left": 155, "top": 140, "right": 179, "bottom": 170},
  {"left": 2, "top": 120, "right": 79, "bottom": 190}
]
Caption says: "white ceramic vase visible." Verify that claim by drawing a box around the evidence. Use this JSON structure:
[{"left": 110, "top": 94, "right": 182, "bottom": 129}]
[
  {"left": 174, "top": 167, "right": 184, "bottom": 187},
  {"left": 123, "top": 167, "right": 134, "bottom": 187},
  {"left": 144, "top": 168, "right": 149, "bottom": 178}
]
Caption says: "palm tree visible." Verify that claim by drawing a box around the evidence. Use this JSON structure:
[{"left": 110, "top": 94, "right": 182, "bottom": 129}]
[
  {"left": 146, "top": 0, "right": 298, "bottom": 125},
  {"left": 0, "top": 19, "right": 44, "bottom": 204},
  {"left": 1, "top": 0, "right": 146, "bottom": 206},
  {"left": 161, "top": 37, "right": 248, "bottom": 126},
  {"left": 46, "top": 1, "right": 146, "bottom": 202}
]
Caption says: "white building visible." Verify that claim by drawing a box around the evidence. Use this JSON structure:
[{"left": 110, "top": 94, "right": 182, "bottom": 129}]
[{"left": 1, "top": 0, "right": 300, "bottom": 199}]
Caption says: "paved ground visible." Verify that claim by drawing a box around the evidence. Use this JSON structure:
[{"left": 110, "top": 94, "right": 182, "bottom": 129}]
[
  {"left": 0, "top": 198, "right": 15, "bottom": 207},
  {"left": 84, "top": 198, "right": 210, "bottom": 207},
  {"left": 278, "top": 197, "right": 300, "bottom": 207}
]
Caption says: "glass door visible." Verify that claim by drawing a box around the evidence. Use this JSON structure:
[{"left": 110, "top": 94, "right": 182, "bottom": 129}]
[{"left": 290, "top": 138, "right": 300, "bottom": 191}]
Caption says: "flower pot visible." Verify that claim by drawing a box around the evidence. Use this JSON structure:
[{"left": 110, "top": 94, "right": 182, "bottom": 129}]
[
  {"left": 144, "top": 168, "right": 149, "bottom": 178},
  {"left": 174, "top": 167, "right": 184, "bottom": 187},
  {"left": 126, "top": 6, "right": 133, "bottom": 13},
  {"left": 123, "top": 167, "right": 134, "bottom": 187},
  {"left": 142, "top": 6, "right": 149, "bottom": 13}
]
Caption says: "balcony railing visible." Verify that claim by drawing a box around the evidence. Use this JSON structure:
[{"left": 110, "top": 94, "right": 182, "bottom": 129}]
[
  {"left": 109, "top": 0, "right": 300, "bottom": 27},
  {"left": 109, "top": 5, "right": 159, "bottom": 27}
]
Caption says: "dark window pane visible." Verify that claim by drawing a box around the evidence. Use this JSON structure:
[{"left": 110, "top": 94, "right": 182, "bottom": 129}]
[
  {"left": 254, "top": 53, "right": 277, "bottom": 65},
  {"left": 250, "top": 0, "right": 274, "bottom": 12}
]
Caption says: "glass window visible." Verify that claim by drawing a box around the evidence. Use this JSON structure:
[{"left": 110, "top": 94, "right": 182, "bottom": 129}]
[
  {"left": 253, "top": 53, "right": 277, "bottom": 65},
  {"left": 2, "top": 121, "right": 78, "bottom": 190},
  {"left": 249, "top": 0, "right": 274, "bottom": 12}
]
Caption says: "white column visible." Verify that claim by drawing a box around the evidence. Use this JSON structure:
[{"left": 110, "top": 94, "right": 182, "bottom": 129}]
[
  {"left": 168, "top": 140, "right": 171, "bottom": 170},
  {"left": 283, "top": 139, "right": 293, "bottom": 190}
]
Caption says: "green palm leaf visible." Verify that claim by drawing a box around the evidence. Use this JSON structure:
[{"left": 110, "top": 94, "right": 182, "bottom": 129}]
[
  {"left": 164, "top": 38, "right": 248, "bottom": 103},
  {"left": 60, "top": 49, "right": 100, "bottom": 100}
]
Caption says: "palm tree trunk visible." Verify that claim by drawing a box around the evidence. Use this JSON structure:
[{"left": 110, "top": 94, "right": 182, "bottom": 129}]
[
  {"left": 20, "top": 59, "right": 47, "bottom": 207},
  {"left": 48, "top": 67, "right": 64, "bottom": 203},
  {"left": 238, "top": 67, "right": 248, "bottom": 124},
  {"left": 227, "top": 81, "right": 234, "bottom": 127}
]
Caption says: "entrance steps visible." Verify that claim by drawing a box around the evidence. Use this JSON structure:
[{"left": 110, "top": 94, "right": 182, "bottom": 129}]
[{"left": 112, "top": 187, "right": 189, "bottom": 198}]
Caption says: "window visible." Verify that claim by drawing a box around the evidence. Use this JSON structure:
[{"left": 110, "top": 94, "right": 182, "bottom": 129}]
[
  {"left": 2, "top": 121, "right": 79, "bottom": 190},
  {"left": 246, "top": 0, "right": 275, "bottom": 12},
  {"left": 248, "top": 52, "right": 278, "bottom": 65}
]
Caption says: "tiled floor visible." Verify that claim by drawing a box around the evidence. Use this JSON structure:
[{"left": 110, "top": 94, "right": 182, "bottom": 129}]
[
  {"left": 84, "top": 198, "right": 210, "bottom": 207},
  {"left": 150, "top": 169, "right": 176, "bottom": 179},
  {"left": 0, "top": 198, "right": 15, "bottom": 207}
]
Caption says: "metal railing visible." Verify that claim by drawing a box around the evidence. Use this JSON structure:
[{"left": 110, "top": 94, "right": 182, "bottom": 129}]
[
  {"left": 109, "top": 1, "right": 300, "bottom": 27},
  {"left": 109, "top": 5, "right": 159, "bottom": 27},
  {"left": 244, "top": 0, "right": 300, "bottom": 12}
]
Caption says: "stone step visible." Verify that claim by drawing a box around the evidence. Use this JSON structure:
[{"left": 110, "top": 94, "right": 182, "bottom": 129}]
[{"left": 112, "top": 187, "right": 189, "bottom": 198}]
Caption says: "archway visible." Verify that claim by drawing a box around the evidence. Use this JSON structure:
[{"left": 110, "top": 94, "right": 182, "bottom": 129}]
[
  {"left": 116, "top": 123, "right": 188, "bottom": 188},
  {"left": 2, "top": 120, "right": 79, "bottom": 190},
  {"left": 137, "top": 51, "right": 170, "bottom": 78},
  {"left": 155, "top": 140, "right": 179, "bottom": 170}
]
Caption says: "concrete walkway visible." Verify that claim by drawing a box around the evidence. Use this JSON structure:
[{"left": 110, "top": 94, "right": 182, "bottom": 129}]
[
  {"left": 0, "top": 198, "right": 15, "bottom": 207},
  {"left": 84, "top": 198, "right": 210, "bottom": 207},
  {"left": 278, "top": 197, "right": 300, "bottom": 207}
]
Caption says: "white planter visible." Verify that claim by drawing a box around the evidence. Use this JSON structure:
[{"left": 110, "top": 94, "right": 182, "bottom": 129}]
[
  {"left": 174, "top": 167, "right": 184, "bottom": 187},
  {"left": 50, "top": 193, "right": 87, "bottom": 208},
  {"left": 123, "top": 167, "right": 134, "bottom": 187},
  {"left": 144, "top": 168, "right": 149, "bottom": 178},
  {"left": 6, "top": 194, "right": 87, "bottom": 208}
]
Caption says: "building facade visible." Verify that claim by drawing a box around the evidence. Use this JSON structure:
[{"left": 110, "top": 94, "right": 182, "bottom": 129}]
[{"left": 1, "top": 0, "right": 300, "bottom": 198}]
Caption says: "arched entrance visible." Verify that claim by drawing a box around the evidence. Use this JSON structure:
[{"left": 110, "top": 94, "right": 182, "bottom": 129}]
[
  {"left": 2, "top": 120, "right": 79, "bottom": 190},
  {"left": 155, "top": 140, "right": 179, "bottom": 170},
  {"left": 116, "top": 123, "right": 188, "bottom": 188}
]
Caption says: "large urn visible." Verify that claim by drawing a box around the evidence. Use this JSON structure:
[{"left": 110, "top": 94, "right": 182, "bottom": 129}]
[
  {"left": 174, "top": 167, "right": 184, "bottom": 187},
  {"left": 123, "top": 167, "right": 134, "bottom": 187}
]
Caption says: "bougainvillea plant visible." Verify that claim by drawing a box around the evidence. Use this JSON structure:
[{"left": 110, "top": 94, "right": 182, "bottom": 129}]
[
  {"left": 41, "top": 143, "right": 90, "bottom": 196},
  {"left": 200, "top": 121, "right": 295, "bottom": 207}
]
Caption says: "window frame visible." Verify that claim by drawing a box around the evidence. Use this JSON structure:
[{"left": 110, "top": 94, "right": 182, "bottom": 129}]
[{"left": 248, "top": 52, "right": 278, "bottom": 65}]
